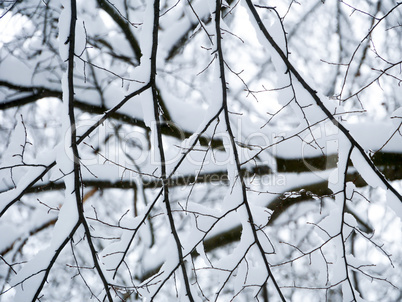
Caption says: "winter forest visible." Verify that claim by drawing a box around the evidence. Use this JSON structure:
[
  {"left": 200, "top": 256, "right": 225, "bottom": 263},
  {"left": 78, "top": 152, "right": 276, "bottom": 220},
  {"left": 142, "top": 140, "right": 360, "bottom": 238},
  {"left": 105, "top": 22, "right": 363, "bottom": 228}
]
[{"left": 0, "top": 0, "right": 401, "bottom": 301}]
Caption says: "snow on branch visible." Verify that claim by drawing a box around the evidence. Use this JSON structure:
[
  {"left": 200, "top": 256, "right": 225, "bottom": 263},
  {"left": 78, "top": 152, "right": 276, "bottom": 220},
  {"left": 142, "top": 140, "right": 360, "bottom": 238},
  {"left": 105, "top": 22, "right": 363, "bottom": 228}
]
[{"left": 1, "top": 0, "right": 401, "bottom": 301}]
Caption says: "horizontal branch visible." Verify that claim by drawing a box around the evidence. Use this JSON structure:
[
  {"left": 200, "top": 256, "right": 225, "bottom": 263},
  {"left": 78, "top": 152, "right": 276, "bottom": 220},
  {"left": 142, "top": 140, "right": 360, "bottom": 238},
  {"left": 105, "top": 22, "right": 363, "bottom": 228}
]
[
  {"left": 0, "top": 81, "right": 223, "bottom": 149},
  {"left": 15, "top": 151, "right": 400, "bottom": 194},
  {"left": 0, "top": 162, "right": 383, "bottom": 271}
]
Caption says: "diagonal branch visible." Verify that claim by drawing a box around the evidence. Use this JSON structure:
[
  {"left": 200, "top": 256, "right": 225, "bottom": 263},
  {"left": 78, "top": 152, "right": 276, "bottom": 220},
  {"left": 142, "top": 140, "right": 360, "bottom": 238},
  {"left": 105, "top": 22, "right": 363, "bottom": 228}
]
[
  {"left": 96, "top": 0, "right": 142, "bottom": 61},
  {"left": 244, "top": 0, "right": 402, "bottom": 204},
  {"left": 29, "top": 221, "right": 81, "bottom": 302}
]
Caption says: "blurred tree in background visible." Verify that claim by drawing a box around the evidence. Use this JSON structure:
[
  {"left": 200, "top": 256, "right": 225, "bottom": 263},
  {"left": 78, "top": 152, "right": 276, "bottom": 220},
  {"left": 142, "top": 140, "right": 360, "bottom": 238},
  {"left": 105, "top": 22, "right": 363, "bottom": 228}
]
[{"left": 0, "top": 0, "right": 401, "bottom": 301}]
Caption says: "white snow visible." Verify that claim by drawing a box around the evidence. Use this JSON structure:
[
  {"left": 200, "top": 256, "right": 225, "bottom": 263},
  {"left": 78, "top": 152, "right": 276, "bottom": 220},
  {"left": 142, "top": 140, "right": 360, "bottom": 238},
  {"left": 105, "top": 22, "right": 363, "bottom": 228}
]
[
  {"left": 386, "top": 189, "right": 402, "bottom": 220},
  {"left": 350, "top": 149, "right": 385, "bottom": 190}
]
